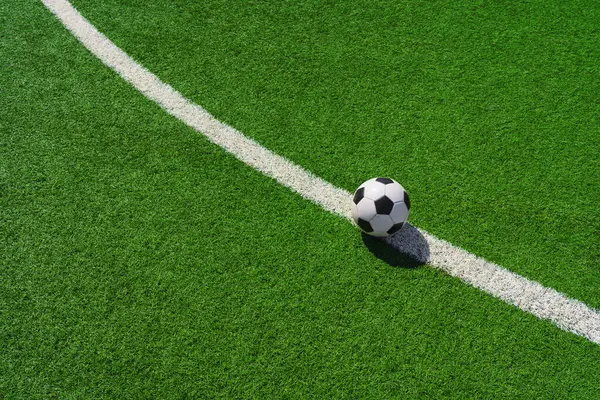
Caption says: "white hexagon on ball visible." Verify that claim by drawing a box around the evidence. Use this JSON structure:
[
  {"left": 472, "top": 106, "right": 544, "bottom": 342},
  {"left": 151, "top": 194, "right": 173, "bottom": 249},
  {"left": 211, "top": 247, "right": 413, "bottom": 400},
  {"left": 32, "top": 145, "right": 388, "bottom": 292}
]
[
  {"left": 352, "top": 177, "right": 411, "bottom": 237},
  {"left": 370, "top": 214, "right": 394, "bottom": 233},
  {"left": 384, "top": 180, "right": 406, "bottom": 202},
  {"left": 352, "top": 197, "right": 377, "bottom": 222},
  {"left": 362, "top": 179, "right": 386, "bottom": 201},
  {"left": 390, "top": 202, "right": 409, "bottom": 224}
]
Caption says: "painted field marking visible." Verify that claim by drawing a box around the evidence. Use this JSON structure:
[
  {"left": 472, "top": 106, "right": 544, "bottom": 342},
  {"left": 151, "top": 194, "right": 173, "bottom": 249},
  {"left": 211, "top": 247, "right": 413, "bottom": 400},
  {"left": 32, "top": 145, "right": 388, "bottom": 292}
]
[{"left": 42, "top": 0, "right": 600, "bottom": 345}]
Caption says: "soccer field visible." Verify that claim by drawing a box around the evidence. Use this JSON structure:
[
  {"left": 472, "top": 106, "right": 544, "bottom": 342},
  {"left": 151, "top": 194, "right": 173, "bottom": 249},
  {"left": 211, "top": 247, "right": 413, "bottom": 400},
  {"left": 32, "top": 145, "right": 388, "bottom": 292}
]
[{"left": 2, "top": 0, "right": 600, "bottom": 397}]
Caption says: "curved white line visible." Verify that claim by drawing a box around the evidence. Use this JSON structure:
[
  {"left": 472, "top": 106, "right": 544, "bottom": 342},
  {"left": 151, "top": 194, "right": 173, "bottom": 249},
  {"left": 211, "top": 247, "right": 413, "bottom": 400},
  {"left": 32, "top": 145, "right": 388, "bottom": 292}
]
[{"left": 42, "top": 0, "right": 600, "bottom": 345}]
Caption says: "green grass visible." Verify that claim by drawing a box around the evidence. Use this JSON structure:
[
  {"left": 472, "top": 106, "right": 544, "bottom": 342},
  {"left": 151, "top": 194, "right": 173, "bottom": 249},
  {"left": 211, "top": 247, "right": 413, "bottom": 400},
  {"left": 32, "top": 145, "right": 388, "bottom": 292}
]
[
  {"left": 2, "top": 0, "right": 600, "bottom": 398},
  {"left": 68, "top": 0, "right": 600, "bottom": 309}
]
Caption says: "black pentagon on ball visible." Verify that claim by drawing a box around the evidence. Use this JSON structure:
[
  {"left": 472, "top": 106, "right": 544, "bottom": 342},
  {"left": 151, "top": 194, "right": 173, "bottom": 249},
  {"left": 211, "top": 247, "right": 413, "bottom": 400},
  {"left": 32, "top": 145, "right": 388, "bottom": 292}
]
[
  {"left": 387, "top": 222, "right": 405, "bottom": 235},
  {"left": 374, "top": 196, "right": 394, "bottom": 215},
  {"left": 353, "top": 187, "right": 365, "bottom": 205},
  {"left": 357, "top": 218, "right": 374, "bottom": 233},
  {"left": 376, "top": 177, "right": 394, "bottom": 184},
  {"left": 403, "top": 191, "right": 411, "bottom": 210}
]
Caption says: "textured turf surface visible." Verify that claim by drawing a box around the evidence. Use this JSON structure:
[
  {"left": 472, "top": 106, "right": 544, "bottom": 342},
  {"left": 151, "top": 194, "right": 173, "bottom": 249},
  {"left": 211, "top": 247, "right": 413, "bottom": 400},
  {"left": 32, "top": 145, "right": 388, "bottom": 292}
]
[
  {"left": 66, "top": 0, "right": 600, "bottom": 310},
  {"left": 2, "top": 0, "right": 600, "bottom": 398}
]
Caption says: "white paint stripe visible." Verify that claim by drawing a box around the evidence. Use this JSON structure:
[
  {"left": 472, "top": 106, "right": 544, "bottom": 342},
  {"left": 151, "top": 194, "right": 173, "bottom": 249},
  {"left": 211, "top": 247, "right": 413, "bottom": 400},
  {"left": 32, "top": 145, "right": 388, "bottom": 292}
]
[{"left": 42, "top": 0, "right": 600, "bottom": 345}]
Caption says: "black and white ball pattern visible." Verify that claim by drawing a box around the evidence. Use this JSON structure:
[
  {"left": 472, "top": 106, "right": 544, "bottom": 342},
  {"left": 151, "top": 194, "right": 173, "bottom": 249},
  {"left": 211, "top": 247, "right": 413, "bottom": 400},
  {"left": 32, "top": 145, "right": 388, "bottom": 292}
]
[{"left": 352, "top": 177, "right": 410, "bottom": 237}]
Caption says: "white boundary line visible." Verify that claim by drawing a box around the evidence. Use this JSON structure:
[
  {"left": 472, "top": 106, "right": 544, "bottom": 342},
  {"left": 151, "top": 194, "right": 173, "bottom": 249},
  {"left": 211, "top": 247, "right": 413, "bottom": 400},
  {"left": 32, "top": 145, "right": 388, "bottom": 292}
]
[{"left": 42, "top": 0, "right": 600, "bottom": 345}]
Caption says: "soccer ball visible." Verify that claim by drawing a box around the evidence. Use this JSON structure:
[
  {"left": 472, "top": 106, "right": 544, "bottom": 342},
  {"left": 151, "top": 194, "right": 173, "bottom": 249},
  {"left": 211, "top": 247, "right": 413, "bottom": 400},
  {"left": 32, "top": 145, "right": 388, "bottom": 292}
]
[{"left": 352, "top": 177, "right": 410, "bottom": 237}]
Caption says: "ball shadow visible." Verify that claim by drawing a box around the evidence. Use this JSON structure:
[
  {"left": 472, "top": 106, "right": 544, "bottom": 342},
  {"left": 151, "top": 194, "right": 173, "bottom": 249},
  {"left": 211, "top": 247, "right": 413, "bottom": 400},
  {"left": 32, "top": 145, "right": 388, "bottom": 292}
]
[{"left": 361, "top": 223, "right": 430, "bottom": 269}]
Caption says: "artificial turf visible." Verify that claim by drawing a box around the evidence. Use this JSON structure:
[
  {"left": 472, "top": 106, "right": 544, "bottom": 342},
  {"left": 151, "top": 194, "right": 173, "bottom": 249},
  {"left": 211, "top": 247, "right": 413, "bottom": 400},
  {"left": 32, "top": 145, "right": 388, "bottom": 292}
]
[
  {"left": 2, "top": 0, "right": 600, "bottom": 398},
  {"left": 67, "top": 0, "right": 600, "bottom": 309}
]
